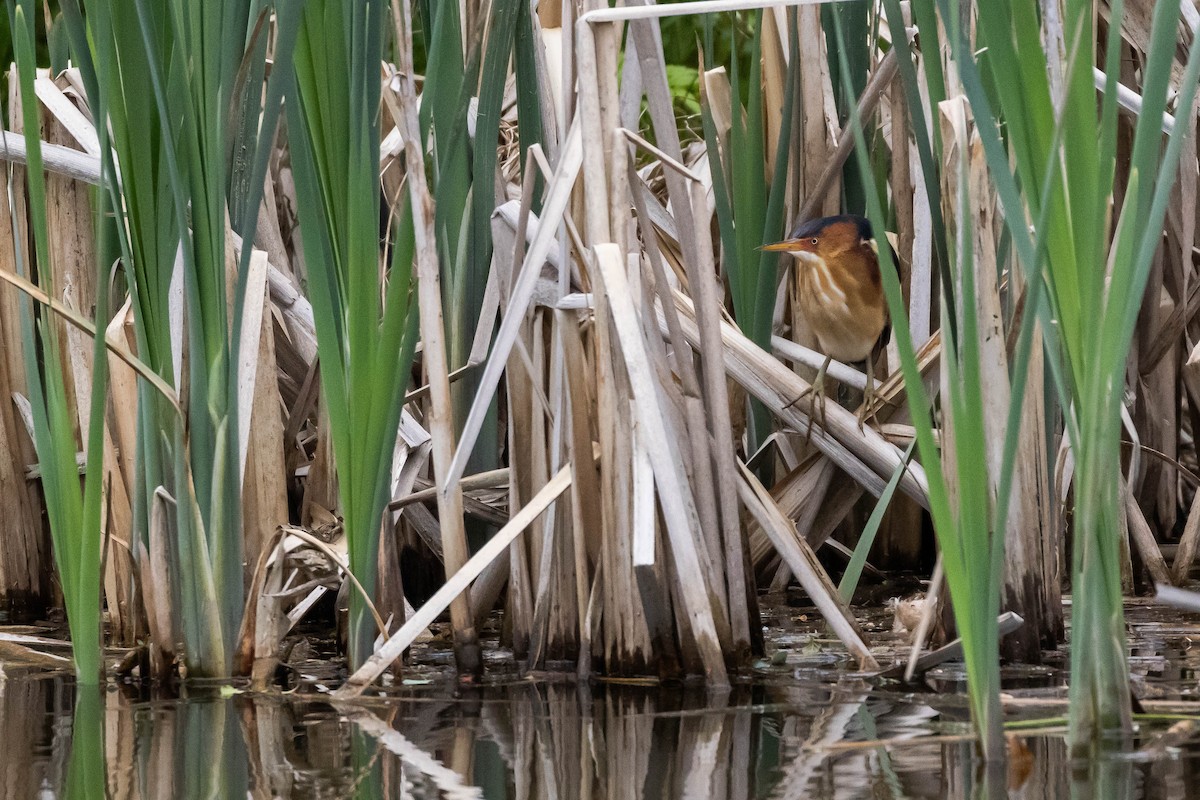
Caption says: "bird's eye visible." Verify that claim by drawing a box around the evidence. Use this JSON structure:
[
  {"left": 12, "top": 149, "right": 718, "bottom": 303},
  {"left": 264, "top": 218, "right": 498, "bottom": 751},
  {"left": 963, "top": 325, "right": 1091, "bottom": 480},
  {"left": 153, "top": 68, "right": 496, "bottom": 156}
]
[{"left": 809, "top": 238, "right": 818, "bottom": 245}]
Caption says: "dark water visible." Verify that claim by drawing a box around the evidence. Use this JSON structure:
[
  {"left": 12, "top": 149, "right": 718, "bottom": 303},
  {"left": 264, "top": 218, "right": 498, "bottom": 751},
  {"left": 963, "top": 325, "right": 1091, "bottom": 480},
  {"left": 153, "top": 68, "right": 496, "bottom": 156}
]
[{"left": 5, "top": 600, "right": 1200, "bottom": 799}]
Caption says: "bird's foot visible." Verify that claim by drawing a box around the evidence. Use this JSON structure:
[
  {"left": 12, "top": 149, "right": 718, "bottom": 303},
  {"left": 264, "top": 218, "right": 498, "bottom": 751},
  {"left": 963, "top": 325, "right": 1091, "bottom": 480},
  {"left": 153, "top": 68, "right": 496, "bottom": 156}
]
[
  {"left": 856, "top": 399, "right": 880, "bottom": 433},
  {"left": 784, "top": 377, "right": 828, "bottom": 444},
  {"left": 784, "top": 355, "right": 832, "bottom": 444}
]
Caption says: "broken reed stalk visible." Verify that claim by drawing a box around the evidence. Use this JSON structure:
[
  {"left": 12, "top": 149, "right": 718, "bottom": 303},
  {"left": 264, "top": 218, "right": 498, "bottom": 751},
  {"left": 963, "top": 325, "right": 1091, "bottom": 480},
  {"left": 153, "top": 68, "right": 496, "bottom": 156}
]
[
  {"left": 500, "top": 156, "right": 563, "bottom": 665},
  {"left": 444, "top": 120, "right": 584, "bottom": 489},
  {"left": 627, "top": 8, "right": 751, "bottom": 657},
  {"left": 580, "top": 9, "right": 788, "bottom": 676},
  {"left": 0, "top": 268, "right": 179, "bottom": 410},
  {"left": 591, "top": 242, "right": 730, "bottom": 685},
  {"left": 394, "top": 0, "right": 481, "bottom": 677},
  {"left": 335, "top": 462, "right": 575, "bottom": 696},
  {"left": 736, "top": 460, "right": 877, "bottom": 669},
  {"left": 668, "top": 293, "right": 929, "bottom": 507},
  {"left": 239, "top": 523, "right": 389, "bottom": 687},
  {"left": 0, "top": 128, "right": 101, "bottom": 184},
  {"left": 749, "top": 332, "right": 942, "bottom": 584},
  {"left": 795, "top": 47, "right": 898, "bottom": 224}
]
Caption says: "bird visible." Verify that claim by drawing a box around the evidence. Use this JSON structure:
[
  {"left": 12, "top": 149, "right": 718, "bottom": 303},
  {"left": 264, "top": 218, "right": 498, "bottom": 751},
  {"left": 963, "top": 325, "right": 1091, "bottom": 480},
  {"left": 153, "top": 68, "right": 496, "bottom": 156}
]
[{"left": 761, "top": 214, "right": 896, "bottom": 433}]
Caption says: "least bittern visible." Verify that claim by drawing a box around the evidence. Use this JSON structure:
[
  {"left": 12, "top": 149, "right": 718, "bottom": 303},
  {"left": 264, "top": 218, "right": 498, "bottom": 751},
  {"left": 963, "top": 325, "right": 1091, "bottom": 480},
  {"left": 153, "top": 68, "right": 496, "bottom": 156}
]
[{"left": 763, "top": 214, "right": 896, "bottom": 432}]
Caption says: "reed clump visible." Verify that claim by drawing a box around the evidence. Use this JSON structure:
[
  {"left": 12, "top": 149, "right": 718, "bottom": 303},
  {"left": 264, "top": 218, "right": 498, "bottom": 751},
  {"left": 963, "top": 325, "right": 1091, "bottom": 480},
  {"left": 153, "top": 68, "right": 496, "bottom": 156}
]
[{"left": 0, "top": 0, "right": 1195, "bottom": 761}]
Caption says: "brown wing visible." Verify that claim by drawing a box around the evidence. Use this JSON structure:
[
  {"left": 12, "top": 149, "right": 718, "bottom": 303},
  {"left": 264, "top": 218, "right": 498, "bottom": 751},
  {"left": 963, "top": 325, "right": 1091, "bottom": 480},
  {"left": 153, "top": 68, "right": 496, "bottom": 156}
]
[{"left": 870, "top": 239, "right": 901, "bottom": 365}]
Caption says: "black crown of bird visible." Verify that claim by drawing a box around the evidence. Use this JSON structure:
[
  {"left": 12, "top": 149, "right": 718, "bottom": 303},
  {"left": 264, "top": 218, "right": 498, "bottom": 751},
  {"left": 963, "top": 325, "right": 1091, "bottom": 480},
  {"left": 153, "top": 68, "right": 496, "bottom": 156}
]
[{"left": 762, "top": 214, "right": 898, "bottom": 433}]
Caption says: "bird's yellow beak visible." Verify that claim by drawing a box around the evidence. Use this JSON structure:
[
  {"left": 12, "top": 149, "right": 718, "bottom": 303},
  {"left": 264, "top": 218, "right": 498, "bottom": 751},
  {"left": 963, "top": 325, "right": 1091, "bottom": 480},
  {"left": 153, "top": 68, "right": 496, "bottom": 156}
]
[{"left": 760, "top": 239, "right": 805, "bottom": 252}]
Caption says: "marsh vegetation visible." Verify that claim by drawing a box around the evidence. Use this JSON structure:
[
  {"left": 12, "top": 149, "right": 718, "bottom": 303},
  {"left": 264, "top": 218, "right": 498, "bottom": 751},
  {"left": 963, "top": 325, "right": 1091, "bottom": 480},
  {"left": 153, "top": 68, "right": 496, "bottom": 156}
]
[{"left": 0, "top": 0, "right": 1199, "bottom": 792}]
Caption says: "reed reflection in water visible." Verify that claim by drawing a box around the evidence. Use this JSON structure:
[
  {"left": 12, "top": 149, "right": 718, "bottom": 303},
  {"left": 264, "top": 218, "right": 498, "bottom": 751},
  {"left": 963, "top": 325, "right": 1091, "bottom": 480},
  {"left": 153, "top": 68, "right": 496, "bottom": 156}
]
[{"left": 4, "top": 674, "right": 1197, "bottom": 798}]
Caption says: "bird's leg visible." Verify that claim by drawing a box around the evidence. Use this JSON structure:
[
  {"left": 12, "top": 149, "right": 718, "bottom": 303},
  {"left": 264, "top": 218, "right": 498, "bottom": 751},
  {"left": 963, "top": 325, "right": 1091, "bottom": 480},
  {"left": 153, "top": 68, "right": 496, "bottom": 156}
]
[
  {"left": 784, "top": 354, "right": 831, "bottom": 442},
  {"left": 857, "top": 352, "right": 879, "bottom": 432},
  {"left": 812, "top": 356, "right": 831, "bottom": 437}
]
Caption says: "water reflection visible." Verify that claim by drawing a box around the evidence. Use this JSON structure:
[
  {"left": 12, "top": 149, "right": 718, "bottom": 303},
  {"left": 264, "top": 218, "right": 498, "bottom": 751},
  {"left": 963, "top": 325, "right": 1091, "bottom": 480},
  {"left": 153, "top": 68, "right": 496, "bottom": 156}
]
[{"left": 2, "top": 671, "right": 1197, "bottom": 799}]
